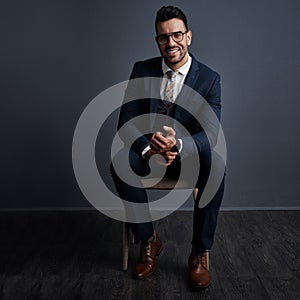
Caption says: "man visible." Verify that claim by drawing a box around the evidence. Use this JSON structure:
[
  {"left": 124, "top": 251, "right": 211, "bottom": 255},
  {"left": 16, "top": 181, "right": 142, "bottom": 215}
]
[{"left": 111, "top": 6, "right": 225, "bottom": 289}]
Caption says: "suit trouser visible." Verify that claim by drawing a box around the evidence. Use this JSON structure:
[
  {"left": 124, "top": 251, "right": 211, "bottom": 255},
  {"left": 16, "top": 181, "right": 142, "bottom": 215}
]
[{"left": 110, "top": 147, "right": 224, "bottom": 253}]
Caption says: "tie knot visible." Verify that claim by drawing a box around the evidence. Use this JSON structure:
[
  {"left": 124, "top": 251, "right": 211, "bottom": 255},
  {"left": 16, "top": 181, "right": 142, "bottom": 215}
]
[{"left": 166, "top": 70, "right": 177, "bottom": 80}]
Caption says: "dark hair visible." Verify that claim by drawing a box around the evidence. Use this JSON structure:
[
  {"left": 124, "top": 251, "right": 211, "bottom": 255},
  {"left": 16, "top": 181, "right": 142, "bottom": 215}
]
[{"left": 155, "top": 6, "right": 188, "bottom": 33}]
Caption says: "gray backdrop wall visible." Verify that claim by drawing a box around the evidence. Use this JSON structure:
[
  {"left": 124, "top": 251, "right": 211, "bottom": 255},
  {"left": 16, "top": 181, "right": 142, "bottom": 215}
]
[{"left": 1, "top": 0, "right": 299, "bottom": 210}]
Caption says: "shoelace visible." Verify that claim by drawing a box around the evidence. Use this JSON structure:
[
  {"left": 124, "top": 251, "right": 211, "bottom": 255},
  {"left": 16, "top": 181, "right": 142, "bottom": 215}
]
[
  {"left": 192, "top": 253, "right": 203, "bottom": 265},
  {"left": 138, "top": 242, "right": 152, "bottom": 262},
  {"left": 191, "top": 252, "right": 209, "bottom": 271}
]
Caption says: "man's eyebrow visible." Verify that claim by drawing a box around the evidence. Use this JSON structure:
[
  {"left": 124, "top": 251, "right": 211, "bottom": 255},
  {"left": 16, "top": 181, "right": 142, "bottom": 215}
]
[{"left": 157, "top": 31, "right": 182, "bottom": 36}]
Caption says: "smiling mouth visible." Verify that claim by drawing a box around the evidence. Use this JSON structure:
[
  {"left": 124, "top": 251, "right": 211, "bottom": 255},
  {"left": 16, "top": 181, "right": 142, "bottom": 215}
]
[{"left": 166, "top": 48, "right": 179, "bottom": 55}]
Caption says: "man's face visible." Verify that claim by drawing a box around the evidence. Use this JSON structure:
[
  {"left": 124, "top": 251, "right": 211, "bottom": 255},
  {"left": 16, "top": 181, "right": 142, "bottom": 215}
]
[{"left": 156, "top": 18, "right": 192, "bottom": 70}]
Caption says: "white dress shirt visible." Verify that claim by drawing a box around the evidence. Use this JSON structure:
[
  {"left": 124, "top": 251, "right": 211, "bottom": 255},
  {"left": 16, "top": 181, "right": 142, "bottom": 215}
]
[{"left": 160, "top": 54, "right": 192, "bottom": 101}]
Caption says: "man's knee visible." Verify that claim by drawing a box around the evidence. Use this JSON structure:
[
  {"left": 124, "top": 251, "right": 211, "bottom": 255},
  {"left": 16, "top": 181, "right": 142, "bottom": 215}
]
[{"left": 111, "top": 147, "right": 149, "bottom": 177}]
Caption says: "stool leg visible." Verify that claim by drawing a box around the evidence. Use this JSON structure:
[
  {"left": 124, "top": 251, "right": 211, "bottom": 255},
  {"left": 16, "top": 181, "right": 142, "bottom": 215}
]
[
  {"left": 193, "top": 188, "right": 198, "bottom": 202},
  {"left": 122, "top": 223, "right": 129, "bottom": 271}
]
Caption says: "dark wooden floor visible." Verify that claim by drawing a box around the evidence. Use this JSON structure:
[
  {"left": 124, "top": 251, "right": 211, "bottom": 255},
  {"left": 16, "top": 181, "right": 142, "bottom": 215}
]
[{"left": 0, "top": 210, "right": 299, "bottom": 300}]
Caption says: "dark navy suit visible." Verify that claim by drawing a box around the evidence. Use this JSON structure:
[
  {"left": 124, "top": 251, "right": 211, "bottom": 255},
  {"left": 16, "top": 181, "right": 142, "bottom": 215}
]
[{"left": 111, "top": 53, "right": 225, "bottom": 252}]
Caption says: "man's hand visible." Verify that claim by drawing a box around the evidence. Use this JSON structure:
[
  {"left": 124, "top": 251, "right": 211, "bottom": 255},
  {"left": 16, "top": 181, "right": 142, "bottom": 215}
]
[
  {"left": 150, "top": 126, "right": 177, "bottom": 153},
  {"left": 146, "top": 150, "right": 177, "bottom": 166},
  {"left": 146, "top": 126, "right": 178, "bottom": 166},
  {"left": 161, "top": 150, "right": 178, "bottom": 166}
]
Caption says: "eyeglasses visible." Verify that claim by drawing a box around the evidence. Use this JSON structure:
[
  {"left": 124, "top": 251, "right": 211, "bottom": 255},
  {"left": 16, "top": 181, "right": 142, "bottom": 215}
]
[{"left": 156, "top": 31, "right": 188, "bottom": 45}]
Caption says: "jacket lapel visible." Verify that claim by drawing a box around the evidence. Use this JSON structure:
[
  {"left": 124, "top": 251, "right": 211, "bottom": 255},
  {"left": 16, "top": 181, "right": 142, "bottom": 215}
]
[
  {"left": 174, "top": 55, "right": 202, "bottom": 127},
  {"left": 184, "top": 54, "right": 200, "bottom": 89}
]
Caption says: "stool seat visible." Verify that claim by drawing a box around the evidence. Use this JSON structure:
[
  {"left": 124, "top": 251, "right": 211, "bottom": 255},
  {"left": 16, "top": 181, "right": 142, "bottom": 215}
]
[{"left": 141, "top": 177, "right": 194, "bottom": 189}]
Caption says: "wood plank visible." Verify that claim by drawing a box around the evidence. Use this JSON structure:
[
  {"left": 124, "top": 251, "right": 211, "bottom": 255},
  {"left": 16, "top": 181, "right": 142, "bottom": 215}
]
[{"left": 0, "top": 211, "right": 298, "bottom": 299}]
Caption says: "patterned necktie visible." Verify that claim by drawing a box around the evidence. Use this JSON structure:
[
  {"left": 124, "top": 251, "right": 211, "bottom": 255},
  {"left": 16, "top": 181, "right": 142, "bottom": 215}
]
[{"left": 164, "top": 70, "right": 177, "bottom": 104}]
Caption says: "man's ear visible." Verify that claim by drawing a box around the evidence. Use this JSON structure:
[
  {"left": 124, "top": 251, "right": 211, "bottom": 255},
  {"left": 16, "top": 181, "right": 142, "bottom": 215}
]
[{"left": 187, "top": 30, "right": 192, "bottom": 46}]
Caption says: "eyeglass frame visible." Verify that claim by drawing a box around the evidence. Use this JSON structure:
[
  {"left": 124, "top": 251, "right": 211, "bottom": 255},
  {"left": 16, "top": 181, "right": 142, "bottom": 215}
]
[{"left": 156, "top": 30, "right": 189, "bottom": 45}]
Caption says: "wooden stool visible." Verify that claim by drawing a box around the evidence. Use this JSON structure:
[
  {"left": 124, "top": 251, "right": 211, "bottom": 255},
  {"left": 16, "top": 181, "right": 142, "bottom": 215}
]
[{"left": 122, "top": 177, "right": 198, "bottom": 271}]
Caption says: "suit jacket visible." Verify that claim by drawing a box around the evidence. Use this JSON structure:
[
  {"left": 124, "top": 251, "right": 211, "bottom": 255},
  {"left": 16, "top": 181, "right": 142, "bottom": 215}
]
[{"left": 117, "top": 53, "right": 221, "bottom": 160}]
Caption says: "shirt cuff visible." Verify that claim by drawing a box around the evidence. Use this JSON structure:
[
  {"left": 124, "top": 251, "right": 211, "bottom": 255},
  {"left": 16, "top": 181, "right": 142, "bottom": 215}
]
[
  {"left": 142, "top": 145, "right": 151, "bottom": 157},
  {"left": 177, "top": 138, "right": 183, "bottom": 153}
]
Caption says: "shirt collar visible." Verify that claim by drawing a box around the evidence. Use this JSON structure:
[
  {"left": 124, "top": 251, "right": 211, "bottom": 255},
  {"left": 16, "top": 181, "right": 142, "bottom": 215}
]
[{"left": 162, "top": 53, "right": 192, "bottom": 76}]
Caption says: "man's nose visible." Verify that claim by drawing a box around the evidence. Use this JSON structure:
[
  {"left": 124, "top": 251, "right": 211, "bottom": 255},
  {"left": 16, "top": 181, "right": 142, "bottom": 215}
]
[{"left": 166, "top": 35, "right": 176, "bottom": 46}]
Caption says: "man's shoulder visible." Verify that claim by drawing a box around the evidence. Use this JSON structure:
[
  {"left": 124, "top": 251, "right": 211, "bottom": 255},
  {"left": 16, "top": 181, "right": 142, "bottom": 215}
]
[
  {"left": 190, "top": 54, "right": 220, "bottom": 78},
  {"left": 134, "top": 56, "right": 162, "bottom": 68},
  {"left": 131, "top": 56, "right": 162, "bottom": 77}
]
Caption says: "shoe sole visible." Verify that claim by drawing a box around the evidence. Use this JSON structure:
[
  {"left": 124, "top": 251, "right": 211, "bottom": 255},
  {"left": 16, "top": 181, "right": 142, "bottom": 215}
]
[{"left": 189, "top": 281, "right": 211, "bottom": 291}]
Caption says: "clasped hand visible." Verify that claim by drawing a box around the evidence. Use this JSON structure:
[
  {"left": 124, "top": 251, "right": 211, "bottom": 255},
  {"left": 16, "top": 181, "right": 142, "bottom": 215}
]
[{"left": 147, "top": 126, "right": 178, "bottom": 166}]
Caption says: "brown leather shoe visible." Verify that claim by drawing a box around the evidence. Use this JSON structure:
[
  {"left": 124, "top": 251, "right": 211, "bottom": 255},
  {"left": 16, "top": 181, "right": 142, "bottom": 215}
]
[
  {"left": 188, "top": 248, "right": 211, "bottom": 289},
  {"left": 133, "top": 232, "right": 163, "bottom": 279}
]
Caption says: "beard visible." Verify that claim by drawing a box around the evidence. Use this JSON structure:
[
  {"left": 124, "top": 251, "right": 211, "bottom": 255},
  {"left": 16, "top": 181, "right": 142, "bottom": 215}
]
[{"left": 161, "top": 46, "right": 188, "bottom": 67}]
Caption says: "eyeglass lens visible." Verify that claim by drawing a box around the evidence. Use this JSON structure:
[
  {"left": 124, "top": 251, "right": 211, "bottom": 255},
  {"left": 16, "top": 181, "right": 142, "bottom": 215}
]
[{"left": 157, "top": 32, "right": 185, "bottom": 44}]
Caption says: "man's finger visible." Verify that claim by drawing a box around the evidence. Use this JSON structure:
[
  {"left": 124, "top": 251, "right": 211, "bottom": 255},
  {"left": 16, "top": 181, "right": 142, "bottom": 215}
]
[
  {"left": 151, "top": 133, "right": 173, "bottom": 151},
  {"left": 153, "top": 132, "right": 169, "bottom": 144},
  {"left": 150, "top": 138, "right": 165, "bottom": 151},
  {"left": 163, "top": 126, "right": 176, "bottom": 137},
  {"left": 163, "top": 151, "right": 177, "bottom": 163}
]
